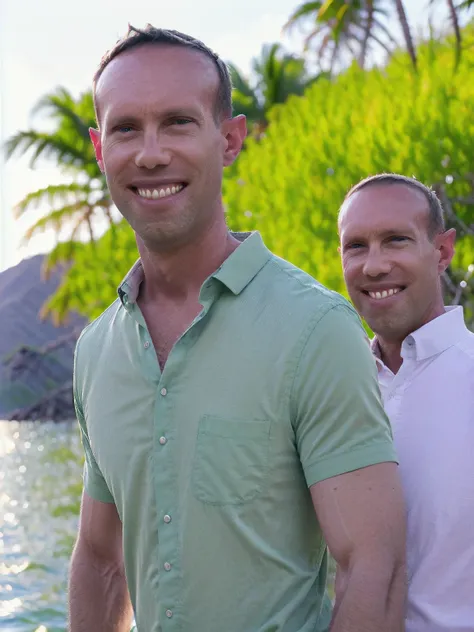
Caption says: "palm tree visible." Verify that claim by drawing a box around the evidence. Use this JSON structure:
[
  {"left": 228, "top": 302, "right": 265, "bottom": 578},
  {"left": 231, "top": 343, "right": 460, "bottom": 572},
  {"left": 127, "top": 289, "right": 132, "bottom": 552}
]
[
  {"left": 283, "top": 0, "right": 396, "bottom": 73},
  {"left": 229, "top": 43, "right": 321, "bottom": 134},
  {"left": 4, "top": 88, "right": 113, "bottom": 274},
  {"left": 283, "top": 0, "right": 422, "bottom": 71}
]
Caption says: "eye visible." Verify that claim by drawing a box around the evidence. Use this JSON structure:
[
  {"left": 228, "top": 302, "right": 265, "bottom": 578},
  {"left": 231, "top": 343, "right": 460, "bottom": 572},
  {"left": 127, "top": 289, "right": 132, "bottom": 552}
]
[
  {"left": 346, "top": 242, "right": 365, "bottom": 250},
  {"left": 171, "top": 117, "right": 193, "bottom": 126},
  {"left": 114, "top": 125, "right": 134, "bottom": 134},
  {"left": 389, "top": 236, "right": 408, "bottom": 243}
]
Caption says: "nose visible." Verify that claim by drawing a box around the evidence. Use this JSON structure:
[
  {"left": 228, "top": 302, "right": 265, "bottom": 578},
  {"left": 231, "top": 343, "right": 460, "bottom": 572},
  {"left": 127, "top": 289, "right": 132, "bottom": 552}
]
[
  {"left": 135, "top": 131, "right": 171, "bottom": 169},
  {"left": 362, "top": 247, "right": 392, "bottom": 277}
]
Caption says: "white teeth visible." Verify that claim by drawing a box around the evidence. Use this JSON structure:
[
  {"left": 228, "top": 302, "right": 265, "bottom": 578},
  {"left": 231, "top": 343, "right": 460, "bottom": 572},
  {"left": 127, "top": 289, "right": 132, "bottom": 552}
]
[
  {"left": 368, "top": 288, "right": 401, "bottom": 300},
  {"left": 136, "top": 184, "right": 184, "bottom": 199}
]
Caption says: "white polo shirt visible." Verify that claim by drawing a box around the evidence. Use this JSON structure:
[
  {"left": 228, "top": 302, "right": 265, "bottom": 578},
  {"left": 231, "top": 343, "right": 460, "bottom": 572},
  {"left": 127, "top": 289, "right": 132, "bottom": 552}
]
[{"left": 373, "top": 307, "right": 474, "bottom": 632}]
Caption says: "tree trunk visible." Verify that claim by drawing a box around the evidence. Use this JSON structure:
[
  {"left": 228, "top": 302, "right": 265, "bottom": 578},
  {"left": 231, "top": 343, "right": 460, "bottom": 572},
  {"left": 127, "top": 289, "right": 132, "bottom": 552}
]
[
  {"left": 359, "top": 1, "right": 375, "bottom": 69},
  {"left": 392, "top": 0, "right": 417, "bottom": 70},
  {"left": 446, "top": 0, "right": 462, "bottom": 68}
]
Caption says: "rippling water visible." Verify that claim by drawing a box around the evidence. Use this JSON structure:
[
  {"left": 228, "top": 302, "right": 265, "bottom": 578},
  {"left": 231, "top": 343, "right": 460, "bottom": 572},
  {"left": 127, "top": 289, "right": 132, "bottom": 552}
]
[{"left": 0, "top": 420, "right": 83, "bottom": 632}]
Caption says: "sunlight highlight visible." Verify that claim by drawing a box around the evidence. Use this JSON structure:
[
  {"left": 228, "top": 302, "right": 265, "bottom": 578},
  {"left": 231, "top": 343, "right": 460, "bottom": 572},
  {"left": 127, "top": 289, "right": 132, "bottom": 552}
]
[{"left": 0, "top": 596, "right": 23, "bottom": 617}]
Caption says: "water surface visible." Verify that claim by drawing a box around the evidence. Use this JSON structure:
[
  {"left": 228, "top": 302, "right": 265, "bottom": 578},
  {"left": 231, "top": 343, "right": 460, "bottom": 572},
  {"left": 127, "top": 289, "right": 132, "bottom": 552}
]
[{"left": 0, "top": 420, "right": 82, "bottom": 632}]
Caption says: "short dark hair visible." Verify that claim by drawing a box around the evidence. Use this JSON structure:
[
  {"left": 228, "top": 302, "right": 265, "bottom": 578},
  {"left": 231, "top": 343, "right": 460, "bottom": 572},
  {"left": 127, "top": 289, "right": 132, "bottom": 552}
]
[
  {"left": 93, "top": 24, "right": 233, "bottom": 123},
  {"left": 341, "top": 173, "right": 445, "bottom": 238}
]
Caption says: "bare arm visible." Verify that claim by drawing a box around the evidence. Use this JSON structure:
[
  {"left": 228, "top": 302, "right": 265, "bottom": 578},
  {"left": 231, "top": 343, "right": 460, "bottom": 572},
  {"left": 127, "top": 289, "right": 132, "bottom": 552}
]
[
  {"left": 311, "top": 462, "right": 407, "bottom": 632},
  {"left": 68, "top": 491, "right": 134, "bottom": 632}
]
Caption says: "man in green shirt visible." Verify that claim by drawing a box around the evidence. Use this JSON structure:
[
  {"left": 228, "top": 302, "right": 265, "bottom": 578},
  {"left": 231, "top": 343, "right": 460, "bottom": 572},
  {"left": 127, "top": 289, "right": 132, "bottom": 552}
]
[{"left": 69, "top": 24, "right": 406, "bottom": 632}]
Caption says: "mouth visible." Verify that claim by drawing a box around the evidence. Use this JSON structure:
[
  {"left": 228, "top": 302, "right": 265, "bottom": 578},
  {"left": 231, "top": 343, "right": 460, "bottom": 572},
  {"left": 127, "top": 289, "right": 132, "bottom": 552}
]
[
  {"left": 362, "top": 286, "right": 406, "bottom": 301},
  {"left": 129, "top": 183, "right": 187, "bottom": 201}
]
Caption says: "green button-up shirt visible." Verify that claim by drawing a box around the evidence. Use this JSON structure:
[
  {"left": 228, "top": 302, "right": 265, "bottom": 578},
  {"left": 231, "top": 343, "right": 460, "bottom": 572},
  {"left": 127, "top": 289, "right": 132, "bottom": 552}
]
[{"left": 74, "top": 231, "right": 397, "bottom": 632}]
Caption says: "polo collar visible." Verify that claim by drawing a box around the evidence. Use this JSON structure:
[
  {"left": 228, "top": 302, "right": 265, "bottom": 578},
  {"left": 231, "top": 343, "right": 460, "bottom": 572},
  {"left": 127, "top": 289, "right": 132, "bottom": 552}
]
[
  {"left": 117, "top": 231, "right": 272, "bottom": 307},
  {"left": 211, "top": 232, "right": 272, "bottom": 295}
]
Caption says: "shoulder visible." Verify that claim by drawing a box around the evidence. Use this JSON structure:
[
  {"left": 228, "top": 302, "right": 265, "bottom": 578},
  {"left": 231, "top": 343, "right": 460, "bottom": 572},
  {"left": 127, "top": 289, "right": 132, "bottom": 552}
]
[
  {"left": 263, "top": 253, "right": 356, "bottom": 321},
  {"left": 74, "top": 298, "right": 123, "bottom": 375}
]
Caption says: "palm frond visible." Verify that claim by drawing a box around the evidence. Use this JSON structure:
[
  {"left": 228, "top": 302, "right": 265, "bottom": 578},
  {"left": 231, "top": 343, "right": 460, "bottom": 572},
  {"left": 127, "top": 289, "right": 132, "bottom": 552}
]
[
  {"left": 32, "top": 89, "right": 94, "bottom": 140},
  {"left": 283, "top": 1, "right": 323, "bottom": 31},
  {"left": 22, "top": 203, "right": 90, "bottom": 242},
  {"left": 13, "top": 182, "right": 96, "bottom": 218},
  {"left": 227, "top": 63, "right": 255, "bottom": 98},
  {"left": 372, "top": 17, "right": 401, "bottom": 47},
  {"left": 4, "top": 130, "right": 96, "bottom": 170},
  {"left": 41, "top": 240, "right": 84, "bottom": 280}
]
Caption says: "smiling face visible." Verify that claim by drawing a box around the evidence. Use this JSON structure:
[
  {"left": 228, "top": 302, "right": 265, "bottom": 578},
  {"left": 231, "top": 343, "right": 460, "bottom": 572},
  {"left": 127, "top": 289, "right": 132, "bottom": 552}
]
[
  {"left": 91, "top": 43, "right": 246, "bottom": 252},
  {"left": 340, "top": 183, "right": 455, "bottom": 343}
]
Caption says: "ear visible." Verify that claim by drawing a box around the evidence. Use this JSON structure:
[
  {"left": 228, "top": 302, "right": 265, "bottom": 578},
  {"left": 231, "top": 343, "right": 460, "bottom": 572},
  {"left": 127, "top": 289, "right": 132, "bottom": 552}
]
[
  {"left": 435, "top": 228, "right": 456, "bottom": 273},
  {"left": 221, "top": 115, "right": 247, "bottom": 167},
  {"left": 89, "top": 128, "right": 105, "bottom": 173}
]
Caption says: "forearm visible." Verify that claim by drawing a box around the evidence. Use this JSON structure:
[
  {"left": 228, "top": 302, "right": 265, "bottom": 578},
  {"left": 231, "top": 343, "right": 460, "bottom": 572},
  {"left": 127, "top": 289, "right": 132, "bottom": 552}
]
[
  {"left": 330, "top": 557, "right": 406, "bottom": 632},
  {"left": 68, "top": 540, "right": 134, "bottom": 632}
]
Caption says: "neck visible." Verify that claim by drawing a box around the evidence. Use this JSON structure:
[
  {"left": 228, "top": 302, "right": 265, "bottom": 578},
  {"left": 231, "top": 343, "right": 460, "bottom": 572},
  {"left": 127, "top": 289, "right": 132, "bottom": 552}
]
[
  {"left": 137, "top": 218, "right": 240, "bottom": 302},
  {"left": 376, "top": 338, "right": 404, "bottom": 374}
]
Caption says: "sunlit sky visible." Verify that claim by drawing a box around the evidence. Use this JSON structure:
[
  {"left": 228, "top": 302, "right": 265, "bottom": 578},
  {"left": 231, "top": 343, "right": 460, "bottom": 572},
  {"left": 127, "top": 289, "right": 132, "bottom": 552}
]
[{"left": 0, "top": 0, "right": 439, "bottom": 272}]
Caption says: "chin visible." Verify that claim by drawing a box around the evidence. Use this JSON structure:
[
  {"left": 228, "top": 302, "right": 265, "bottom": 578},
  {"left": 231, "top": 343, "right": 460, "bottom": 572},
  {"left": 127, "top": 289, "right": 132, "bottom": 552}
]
[{"left": 371, "top": 319, "right": 411, "bottom": 343}]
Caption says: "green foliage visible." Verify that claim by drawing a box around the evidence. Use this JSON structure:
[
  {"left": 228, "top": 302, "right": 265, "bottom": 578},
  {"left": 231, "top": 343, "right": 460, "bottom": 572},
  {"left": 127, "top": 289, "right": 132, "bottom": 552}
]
[
  {"left": 222, "top": 32, "right": 474, "bottom": 326},
  {"left": 229, "top": 43, "right": 322, "bottom": 132},
  {"left": 44, "top": 219, "right": 137, "bottom": 322}
]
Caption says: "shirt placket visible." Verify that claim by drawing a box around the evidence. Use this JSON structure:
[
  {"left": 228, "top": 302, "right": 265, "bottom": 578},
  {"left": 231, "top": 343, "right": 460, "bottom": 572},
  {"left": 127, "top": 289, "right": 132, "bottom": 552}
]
[
  {"left": 147, "top": 281, "right": 217, "bottom": 628},
  {"left": 385, "top": 340, "right": 417, "bottom": 428}
]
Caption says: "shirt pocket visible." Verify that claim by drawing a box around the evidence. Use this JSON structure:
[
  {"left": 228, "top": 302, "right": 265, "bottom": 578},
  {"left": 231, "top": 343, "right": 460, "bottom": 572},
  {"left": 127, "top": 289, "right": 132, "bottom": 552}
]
[{"left": 192, "top": 415, "right": 272, "bottom": 505}]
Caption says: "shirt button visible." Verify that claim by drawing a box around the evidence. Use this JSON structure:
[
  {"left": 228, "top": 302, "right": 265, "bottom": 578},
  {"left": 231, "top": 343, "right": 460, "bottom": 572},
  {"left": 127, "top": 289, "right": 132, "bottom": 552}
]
[
  {"left": 164, "top": 562, "right": 172, "bottom": 571},
  {"left": 164, "top": 514, "right": 172, "bottom": 523},
  {"left": 159, "top": 436, "right": 167, "bottom": 445},
  {"left": 160, "top": 387, "right": 167, "bottom": 396},
  {"left": 144, "top": 341, "right": 150, "bottom": 349},
  {"left": 165, "top": 609, "right": 173, "bottom": 618}
]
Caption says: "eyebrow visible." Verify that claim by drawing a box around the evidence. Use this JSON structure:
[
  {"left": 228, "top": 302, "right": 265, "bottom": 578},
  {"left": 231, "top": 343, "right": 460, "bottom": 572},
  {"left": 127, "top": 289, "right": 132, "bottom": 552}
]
[
  {"left": 106, "top": 107, "right": 204, "bottom": 129},
  {"left": 341, "top": 227, "right": 415, "bottom": 245}
]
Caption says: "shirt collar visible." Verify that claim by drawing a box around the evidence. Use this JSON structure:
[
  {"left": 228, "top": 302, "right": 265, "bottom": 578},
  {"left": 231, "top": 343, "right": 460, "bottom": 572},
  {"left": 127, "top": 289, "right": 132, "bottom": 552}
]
[
  {"left": 404, "top": 306, "right": 470, "bottom": 361},
  {"left": 117, "top": 259, "right": 143, "bottom": 307},
  {"left": 211, "top": 231, "right": 272, "bottom": 295},
  {"left": 117, "top": 231, "right": 272, "bottom": 307},
  {"left": 371, "top": 306, "right": 469, "bottom": 366}
]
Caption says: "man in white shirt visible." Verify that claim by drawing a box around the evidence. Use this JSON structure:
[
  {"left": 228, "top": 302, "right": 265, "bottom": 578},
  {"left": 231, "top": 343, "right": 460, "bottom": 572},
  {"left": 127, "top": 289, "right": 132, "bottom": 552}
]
[{"left": 338, "top": 172, "right": 474, "bottom": 632}]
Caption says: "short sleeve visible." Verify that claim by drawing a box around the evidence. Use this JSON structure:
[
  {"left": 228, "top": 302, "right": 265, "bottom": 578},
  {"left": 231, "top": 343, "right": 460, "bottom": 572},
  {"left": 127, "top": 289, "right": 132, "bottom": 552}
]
[
  {"left": 292, "top": 304, "right": 398, "bottom": 488},
  {"left": 73, "top": 341, "right": 115, "bottom": 504}
]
